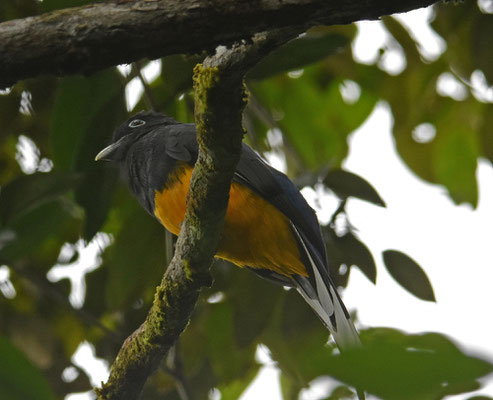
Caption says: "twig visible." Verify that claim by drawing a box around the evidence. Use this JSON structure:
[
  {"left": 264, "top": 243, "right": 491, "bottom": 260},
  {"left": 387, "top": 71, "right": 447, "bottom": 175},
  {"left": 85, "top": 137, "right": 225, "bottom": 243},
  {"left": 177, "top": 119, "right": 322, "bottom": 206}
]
[
  {"left": 246, "top": 90, "right": 305, "bottom": 171},
  {"left": 132, "top": 61, "right": 156, "bottom": 110},
  {"left": 329, "top": 198, "right": 347, "bottom": 227}
]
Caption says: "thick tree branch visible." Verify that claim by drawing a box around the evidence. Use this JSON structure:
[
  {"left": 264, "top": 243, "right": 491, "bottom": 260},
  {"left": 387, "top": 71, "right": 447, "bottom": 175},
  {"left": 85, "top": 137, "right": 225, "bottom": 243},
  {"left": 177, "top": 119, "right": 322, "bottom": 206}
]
[
  {"left": 95, "top": 28, "right": 299, "bottom": 400},
  {"left": 0, "top": 0, "right": 440, "bottom": 89}
]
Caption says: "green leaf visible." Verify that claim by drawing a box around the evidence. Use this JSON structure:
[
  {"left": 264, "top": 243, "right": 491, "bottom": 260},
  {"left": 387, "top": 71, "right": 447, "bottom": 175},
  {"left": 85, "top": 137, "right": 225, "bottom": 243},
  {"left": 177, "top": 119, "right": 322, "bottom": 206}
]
[
  {"left": 479, "top": 105, "right": 493, "bottom": 163},
  {"left": 0, "top": 335, "right": 56, "bottom": 400},
  {"left": 326, "top": 385, "right": 356, "bottom": 400},
  {"left": 203, "top": 301, "right": 257, "bottom": 384},
  {"left": 432, "top": 107, "right": 480, "bottom": 207},
  {"left": 0, "top": 171, "right": 79, "bottom": 225},
  {"left": 472, "top": 13, "right": 493, "bottom": 84},
  {"left": 51, "top": 72, "right": 118, "bottom": 170},
  {"left": 432, "top": 1, "right": 484, "bottom": 81},
  {"left": 230, "top": 268, "right": 282, "bottom": 347},
  {"left": 280, "top": 371, "right": 304, "bottom": 400},
  {"left": 336, "top": 233, "right": 377, "bottom": 284},
  {"left": 219, "top": 364, "right": 260, "bottom": 400},
  {"left": 324, "top": 328, "right": 493, "bottom": 400},
  {"left": 383, "top": 250, "right": 436, "bottom": 302},
  {"left": 248, "top": 32, "right": 350, "bottom": 81},
  {"left": 151, "top": 359, "right": 216, "bottom": 400},
  {"left": 323, "top": 227, "right": 376, "bottom": 287},
  {"left": 0, "top": 198, "right": 82, "bottom": 267},
  {"left": 103, "top": 193, "right": 167, "bottom": 310},
  {"left": 263, "top": 289, "right": 330, "bottom": 392},
  {"left": 160, "top": 54, "right": 202, "bottom": 107},
  {"left": 51, "top": 69, "right": 126, "bottom": 239},
  {"left": 251, "top": 68, "right": 376, "bottom": 169},
  {"left": 324, "top": 169, "right": 386, "bottom": 207}
]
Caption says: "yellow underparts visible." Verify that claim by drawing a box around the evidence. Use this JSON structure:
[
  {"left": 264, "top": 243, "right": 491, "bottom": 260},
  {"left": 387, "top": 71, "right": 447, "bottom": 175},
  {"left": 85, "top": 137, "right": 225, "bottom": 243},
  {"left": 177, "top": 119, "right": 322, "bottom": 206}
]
[{"left": 153, "top": 163, "right": 307, "bottom": 277}]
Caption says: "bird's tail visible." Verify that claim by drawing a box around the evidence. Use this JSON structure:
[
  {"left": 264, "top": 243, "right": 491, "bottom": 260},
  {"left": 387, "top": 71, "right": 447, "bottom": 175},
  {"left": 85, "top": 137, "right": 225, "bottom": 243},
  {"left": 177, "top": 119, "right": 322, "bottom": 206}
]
[
  {"left": 290, "top": 225, "right": 365, "bottom": 399},
  {"left": 291, "top": 225, "right": 361, "bottom": 351}
]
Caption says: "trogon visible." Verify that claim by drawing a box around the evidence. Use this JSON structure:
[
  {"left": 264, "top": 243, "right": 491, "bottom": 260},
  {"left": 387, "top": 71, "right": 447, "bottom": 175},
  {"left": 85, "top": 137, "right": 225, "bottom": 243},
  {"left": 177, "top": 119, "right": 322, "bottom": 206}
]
[{"left": 96, "top": 111, "right": 360, "bottom": 350}]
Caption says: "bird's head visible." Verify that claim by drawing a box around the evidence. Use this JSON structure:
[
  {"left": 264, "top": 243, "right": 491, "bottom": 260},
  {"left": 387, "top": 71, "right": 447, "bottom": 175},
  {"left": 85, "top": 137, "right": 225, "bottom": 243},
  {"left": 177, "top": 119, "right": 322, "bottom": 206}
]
[{"left": 95, "top": 111, "right": 177, "bottom": 162}]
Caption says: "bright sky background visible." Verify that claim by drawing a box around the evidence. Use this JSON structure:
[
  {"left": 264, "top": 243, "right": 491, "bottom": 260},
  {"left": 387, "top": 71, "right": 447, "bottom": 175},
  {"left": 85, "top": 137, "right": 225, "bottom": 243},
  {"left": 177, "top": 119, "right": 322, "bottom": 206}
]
[{"left": 5, "top": 4, "right": 491, "bottom": 400}]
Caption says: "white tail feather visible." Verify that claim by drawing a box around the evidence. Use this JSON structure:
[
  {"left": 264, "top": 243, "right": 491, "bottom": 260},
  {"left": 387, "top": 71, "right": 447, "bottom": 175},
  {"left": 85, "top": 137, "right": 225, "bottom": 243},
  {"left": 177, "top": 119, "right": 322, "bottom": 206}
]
[{"left": 292, "top": 225, "right": 361, "bottom": 351}]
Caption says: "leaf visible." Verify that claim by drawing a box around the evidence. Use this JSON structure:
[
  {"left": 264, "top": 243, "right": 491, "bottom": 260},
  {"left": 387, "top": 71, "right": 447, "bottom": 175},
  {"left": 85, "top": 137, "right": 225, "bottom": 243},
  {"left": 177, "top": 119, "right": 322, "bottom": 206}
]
[
  {"left": 280, "top": 371, "right": 305, "bottom": 400},
  {"left": 472, "top": 13, "right": 493, "bottom": 84},
  {"left": 103, "top": 193, "right": 167, "bottom": 310},
  {"left": 263, "top": 289, "right": 330, "bottom": 392},
  {"left": 0, "top": 171, "right": 79, "bottom": 225},
  {"left": 51, "top": 69, "right": 126, "bottom": 240},
  {"left": 432, "top": 104, "right": 480, "bottom": 207},
  {"left": 323, "top": 226, "right": 376, "bottom": 287},
  {"left": 248, "top": 32, "right": 350, "bottom": 81},
  {"left": 326, "top": 385, "right": 356, "bottom": 400},
  {"left": 250, "top": 67, "right": 376, "bottom": 169},
  {"left": 479, "top": 106, "right": 493, "bottom": 163},
  {"left": 230, "top": 267, "right": 282, "bottom": 348},
  {"left": 202, "top": 301, "right": 257, "bottom": 384},
  {"left": 151, "top": 359, "right": 216, "bottom": 400},
  {"left": 160, "top": 54, "right": 203, "bottom": 106},
  {"left": 0, "top": 198, "right": 82, "bottom": 267},
  {"left": 0, "top": 335, "right": 56, "bottom": 400},
  {"left": 219, "top": 364, "right": 260, "bottom": 400},
  {"left": 324, "top": 169, "right": 385, "bottom": 207},
  {"left": 336, "top": 232, "right": 377, "bottom": 284},
  {"left": 383, "top": 250, "right": 436, "bottom": 302},
  {"left": 324, "top": 328, "right": 493, "bottom": 400}
]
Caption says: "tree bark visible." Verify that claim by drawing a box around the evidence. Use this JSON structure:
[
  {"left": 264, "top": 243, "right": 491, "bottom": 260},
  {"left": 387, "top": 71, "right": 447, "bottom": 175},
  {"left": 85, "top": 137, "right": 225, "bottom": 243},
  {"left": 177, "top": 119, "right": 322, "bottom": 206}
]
[{"left": 0, "top": 0, "right": 440, "bottom": 89}]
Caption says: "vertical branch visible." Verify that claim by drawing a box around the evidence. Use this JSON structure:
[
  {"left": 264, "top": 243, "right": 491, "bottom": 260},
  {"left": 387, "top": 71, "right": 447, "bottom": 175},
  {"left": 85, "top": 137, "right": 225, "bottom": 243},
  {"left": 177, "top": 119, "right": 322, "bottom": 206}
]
[{"left": 96, "top": 28, "right": 300, "bottom": 400}]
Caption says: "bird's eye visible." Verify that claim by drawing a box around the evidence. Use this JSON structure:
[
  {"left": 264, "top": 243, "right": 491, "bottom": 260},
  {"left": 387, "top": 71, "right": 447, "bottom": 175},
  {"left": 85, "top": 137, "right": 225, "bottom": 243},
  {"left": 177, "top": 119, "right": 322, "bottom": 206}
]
[{"left": 129, "top": 119, "right": 146, "bottom": 128}]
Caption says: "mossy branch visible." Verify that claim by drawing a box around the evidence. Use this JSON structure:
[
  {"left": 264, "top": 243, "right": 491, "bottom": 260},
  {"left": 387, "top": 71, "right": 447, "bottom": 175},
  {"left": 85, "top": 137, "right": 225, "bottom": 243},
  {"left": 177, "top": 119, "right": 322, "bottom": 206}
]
[{"left": 95, "top": 29, "right": 299, "bottom": 400}]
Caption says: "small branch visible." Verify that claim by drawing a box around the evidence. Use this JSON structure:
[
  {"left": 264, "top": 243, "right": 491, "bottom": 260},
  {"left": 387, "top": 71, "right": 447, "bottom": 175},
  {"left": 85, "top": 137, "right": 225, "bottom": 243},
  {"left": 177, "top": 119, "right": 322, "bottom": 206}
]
[
  {"left": 95, "top": 28, "right": 299, "bottom": 400},
  {"left": 246, "top": 90, "right": 306, "bottom": 171},
  {"left": 329, "top": 198, "right": 347, "bottom": 227},
  {"left": 132, "top": 61, "right": 156, "bottom": 110},
  {"left": 0, "top": 0, "right": 440, "bottom": 89}
]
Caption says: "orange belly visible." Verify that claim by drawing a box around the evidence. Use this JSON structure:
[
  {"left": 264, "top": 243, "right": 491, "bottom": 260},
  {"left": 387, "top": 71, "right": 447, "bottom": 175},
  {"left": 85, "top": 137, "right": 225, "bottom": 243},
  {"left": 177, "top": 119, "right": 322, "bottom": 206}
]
[{"left": 153, "top": 163, "right": 307, "bottom": 277}]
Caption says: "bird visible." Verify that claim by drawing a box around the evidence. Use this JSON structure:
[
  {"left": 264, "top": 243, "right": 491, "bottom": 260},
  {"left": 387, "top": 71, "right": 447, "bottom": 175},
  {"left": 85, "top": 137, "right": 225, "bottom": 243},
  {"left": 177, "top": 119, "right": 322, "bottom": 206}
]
[{"left": 95, "top": 111, "right": 361, "bottom": 351}]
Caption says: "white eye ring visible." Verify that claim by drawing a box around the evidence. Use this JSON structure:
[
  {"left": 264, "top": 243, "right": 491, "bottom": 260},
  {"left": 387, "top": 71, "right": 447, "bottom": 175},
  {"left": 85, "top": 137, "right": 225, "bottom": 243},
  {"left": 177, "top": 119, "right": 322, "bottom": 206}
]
[{"left": 129, "top": 119, "right": 146, "bottom": 128}]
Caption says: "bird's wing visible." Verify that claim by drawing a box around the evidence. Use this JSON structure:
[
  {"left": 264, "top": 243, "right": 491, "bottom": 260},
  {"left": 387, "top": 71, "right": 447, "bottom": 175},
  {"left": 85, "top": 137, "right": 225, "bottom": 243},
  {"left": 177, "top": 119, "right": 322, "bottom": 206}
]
[{"left": 234, "top": 144, "right": 327, "bottom": 263}]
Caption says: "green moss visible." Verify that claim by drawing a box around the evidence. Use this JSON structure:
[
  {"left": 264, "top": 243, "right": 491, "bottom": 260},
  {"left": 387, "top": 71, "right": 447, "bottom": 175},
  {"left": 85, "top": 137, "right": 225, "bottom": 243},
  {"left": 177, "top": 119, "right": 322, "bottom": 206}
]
[
  {"left": 193, "top": 64, "right": 220, "bottom": 120},
  {"left": 182, "top": 258, "right": 194, "bottom": 281}
]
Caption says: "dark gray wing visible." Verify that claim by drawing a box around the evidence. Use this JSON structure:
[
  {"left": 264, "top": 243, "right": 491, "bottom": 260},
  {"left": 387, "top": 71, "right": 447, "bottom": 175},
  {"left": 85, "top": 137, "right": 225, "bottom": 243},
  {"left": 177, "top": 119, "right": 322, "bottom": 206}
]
[{"left": 234, "top": 144, "right": 327, "bottom": 265}]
